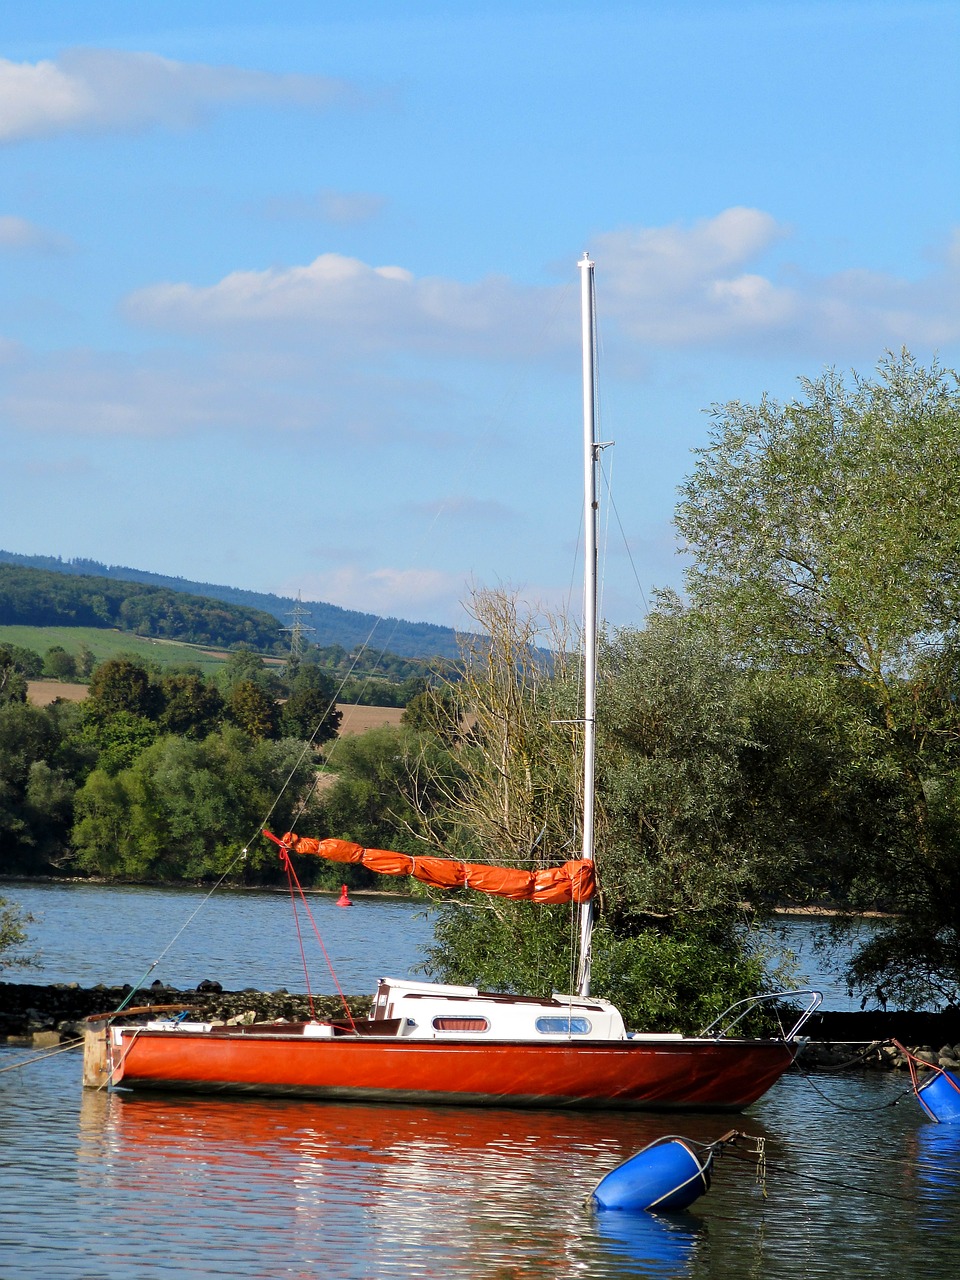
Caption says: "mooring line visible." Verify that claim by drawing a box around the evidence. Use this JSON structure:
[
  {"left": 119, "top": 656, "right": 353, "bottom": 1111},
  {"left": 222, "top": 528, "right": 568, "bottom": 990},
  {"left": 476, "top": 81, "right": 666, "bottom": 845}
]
[
  {"left": 0, "top": 1037, "right": 85, "bottom": 1073},
  {"left": 723, "top": 1147, "right": 916, "bottom": 1204},
  {"left": 793, "top": 1062, "right": 913, "bottom": 1112}
]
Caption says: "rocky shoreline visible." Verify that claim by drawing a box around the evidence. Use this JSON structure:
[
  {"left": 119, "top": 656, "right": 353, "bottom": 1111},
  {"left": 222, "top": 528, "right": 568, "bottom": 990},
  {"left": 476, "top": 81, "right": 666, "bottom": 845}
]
[
  {"left": 0, "top": 980, "right": 372, "bottom": 1047},
  {"left": 3, "top": 981, "right": 959, "bottom": 1074}
]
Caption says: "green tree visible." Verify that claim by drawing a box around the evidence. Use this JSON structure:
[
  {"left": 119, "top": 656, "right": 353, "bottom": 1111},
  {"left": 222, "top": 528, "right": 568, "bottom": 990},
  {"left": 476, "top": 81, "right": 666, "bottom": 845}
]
[
  {"left": 0, "top": 648, "right": 27, "bottom": 704},
  {"left": 158, "top": 673, "right": 225, "bottom": 738},
  {"left": 88, "top": 658, "right": 160, "bottom": 719},
  {"left": 3, "top": 645, "right": 43, "bottom": 679},
  {"left": 0, "top": 896, "right": 37, "bottom": 971},
  {"left": 0, "top": 701, "right": 79, "bottom": 872},
  {"left": 227, "top": 680, "right": 280, "bottom": 740},
  {"left": 674, "top": 352, "right": 960, "bottom": 1006},
  {"left": 401, "top": 685, "right": 462, "bottom": 746},
  {"left": 216, "top": 650, "right": 280, "bottom": 701},
  {"left": 72, "top": 727, "right": 321, "bottom": 881},
  {"left": 279, "top": 665, "right": 341, "bottom": 744},
  {"left": 76, "top": 708, "right": 159, "bottom": 775},
  {"left": 42, "top": 646, "right": 77, "bottom": 681}
]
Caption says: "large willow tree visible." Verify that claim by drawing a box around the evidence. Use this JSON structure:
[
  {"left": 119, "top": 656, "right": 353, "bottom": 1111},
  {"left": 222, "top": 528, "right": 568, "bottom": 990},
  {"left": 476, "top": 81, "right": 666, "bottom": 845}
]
[{"left": 675, "top": 352, "right": 960, "bottom": 1007}]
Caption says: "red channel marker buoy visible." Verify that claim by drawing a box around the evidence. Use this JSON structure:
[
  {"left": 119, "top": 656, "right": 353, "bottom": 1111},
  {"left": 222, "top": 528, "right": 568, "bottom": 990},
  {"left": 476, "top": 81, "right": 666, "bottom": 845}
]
[{"left": 336, "top": 884, "right": 353, "bottom": 907}]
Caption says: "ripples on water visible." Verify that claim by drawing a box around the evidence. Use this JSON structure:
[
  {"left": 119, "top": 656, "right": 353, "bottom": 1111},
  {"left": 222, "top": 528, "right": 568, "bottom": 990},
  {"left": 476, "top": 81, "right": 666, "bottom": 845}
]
[
  {"left": 3, "top": 880, "right": 434, "bottom": 993},
  {"left": 3, "top": 1047, "right": 960, "bottom": 1280}
]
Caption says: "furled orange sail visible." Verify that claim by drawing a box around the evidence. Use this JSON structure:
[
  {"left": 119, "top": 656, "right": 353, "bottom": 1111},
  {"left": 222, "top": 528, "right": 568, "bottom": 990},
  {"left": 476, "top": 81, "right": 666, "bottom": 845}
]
[{"left": 274, "top": 833, "right": 595, "bottom": 904}]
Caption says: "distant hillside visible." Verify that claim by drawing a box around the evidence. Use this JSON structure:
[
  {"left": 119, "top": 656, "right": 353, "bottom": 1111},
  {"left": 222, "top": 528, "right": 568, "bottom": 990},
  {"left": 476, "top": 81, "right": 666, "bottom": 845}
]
[
  {"left": 0, "top": 564, "right": 285, "bottom": 652},
  {"left": 0, "top": 550, "right": 462, "bottom": 661}
]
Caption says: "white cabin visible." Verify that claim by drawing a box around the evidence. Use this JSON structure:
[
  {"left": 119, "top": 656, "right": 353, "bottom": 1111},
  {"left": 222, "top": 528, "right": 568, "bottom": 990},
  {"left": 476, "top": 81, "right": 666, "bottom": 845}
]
[{"left": 370, "top": 977, "right": 628, "bottom": 1041}]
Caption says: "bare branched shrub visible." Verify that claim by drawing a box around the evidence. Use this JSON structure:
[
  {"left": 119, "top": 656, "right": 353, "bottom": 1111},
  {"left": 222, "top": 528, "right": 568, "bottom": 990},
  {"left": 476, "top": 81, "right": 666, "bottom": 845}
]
[{"left": 411, "top": 587, "right": 589, "bottom": 875}]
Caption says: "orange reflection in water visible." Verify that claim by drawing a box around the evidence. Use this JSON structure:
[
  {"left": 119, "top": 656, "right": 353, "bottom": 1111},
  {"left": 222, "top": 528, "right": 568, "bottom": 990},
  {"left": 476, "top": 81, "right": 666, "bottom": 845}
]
[{"left": 77, "top": 1092, "right": 707, "bottom": 1279}]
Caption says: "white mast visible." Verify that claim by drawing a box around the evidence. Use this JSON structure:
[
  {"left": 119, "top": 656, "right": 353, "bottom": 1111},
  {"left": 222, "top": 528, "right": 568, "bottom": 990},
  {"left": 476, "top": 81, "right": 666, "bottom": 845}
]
[{"left": 576, "top": 252, "right": 598, "bottom": 997}]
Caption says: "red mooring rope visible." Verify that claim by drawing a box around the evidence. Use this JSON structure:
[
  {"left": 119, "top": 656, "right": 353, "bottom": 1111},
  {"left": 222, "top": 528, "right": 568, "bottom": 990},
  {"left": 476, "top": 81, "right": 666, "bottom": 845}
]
[{"left": 264, "top": 829, "right": 357, "bottom": 1031}]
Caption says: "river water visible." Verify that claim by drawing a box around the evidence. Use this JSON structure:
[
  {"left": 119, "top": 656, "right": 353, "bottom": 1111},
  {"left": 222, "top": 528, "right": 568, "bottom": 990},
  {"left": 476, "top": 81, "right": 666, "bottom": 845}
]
[
  {"left": 1, "top": 879, "right": 435, "bottom": 994},
  {"left": 2, "top": 882, "right": 957, "bottom": 1279},
  {"left": 2, "top": 879, "right": 867, "bottom": 1007}
]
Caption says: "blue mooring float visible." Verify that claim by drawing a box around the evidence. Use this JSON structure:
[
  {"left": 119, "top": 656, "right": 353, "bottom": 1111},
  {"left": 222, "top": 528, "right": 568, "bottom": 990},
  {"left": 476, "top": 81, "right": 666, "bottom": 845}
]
[
  {"left": 894, "top": 1040, "right": 960, "bottom": 1124},
  {"left": 917, "top": 1068, "right": 960, "bottom": 1124},
  {"left": 592, "top": 1136, "right": 715, "bottom": 1213}
]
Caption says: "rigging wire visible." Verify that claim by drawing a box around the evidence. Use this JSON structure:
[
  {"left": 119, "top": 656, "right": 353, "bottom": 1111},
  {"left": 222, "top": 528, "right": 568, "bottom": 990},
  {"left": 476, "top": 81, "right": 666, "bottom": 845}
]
[
  {"left": 110, "top": 846, "right": 253, "bottom": 1014},
  {"left": 599, "top": 458, "right": 651, "bottom": 618},
  {"left": 269, "top": 832, "right": 356, "bottom": 1029}
]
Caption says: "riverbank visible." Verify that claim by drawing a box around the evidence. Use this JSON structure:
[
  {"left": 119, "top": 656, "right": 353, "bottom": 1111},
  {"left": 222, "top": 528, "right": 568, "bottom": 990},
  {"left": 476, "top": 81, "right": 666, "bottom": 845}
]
[
  {"left": 0, "top": 981, "right": 372, "bottom": 1045},
  {"left": 4, "top": 981, "right": 960, "bottom": 1073}
]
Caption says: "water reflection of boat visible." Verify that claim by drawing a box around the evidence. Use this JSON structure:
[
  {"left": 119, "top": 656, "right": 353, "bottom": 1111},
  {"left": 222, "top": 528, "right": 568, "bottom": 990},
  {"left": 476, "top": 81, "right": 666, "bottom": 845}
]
[
  {"left": 85, "top": 255, "right": 818, "bottom": 1113},
  {"left": 80, "top": 1093, "right": 708, "bottom": 1278},
  {"left": 90, "top": 1090, "right": 711, "bottom": 1171}
]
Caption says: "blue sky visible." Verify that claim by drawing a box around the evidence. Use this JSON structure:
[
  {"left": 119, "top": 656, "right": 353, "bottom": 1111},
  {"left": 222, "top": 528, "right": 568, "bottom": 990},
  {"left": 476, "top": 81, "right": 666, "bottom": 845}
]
[{"left": 1, "top": 1, "right": 958, "bottom": 630}]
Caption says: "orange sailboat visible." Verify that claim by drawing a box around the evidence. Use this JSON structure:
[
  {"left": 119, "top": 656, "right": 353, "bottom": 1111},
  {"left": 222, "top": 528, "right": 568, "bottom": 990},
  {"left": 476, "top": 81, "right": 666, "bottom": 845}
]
[{"left": 86, "top": 256, "right": 819, "bottom": 1110}]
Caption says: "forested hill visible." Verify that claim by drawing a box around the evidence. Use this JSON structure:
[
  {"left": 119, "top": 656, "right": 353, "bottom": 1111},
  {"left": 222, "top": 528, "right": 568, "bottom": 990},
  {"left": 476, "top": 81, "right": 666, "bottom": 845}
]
[
  {"left": 0, "top": 550, "right": 461, "bottom": 660},
  {"left": 0, "top": 564, "right": 284, "bottom": 652}
]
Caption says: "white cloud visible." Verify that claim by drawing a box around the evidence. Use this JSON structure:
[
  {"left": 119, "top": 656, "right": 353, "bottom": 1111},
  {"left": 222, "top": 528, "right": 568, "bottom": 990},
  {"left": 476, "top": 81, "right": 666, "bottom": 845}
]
[
  {"left": 0, "top": 214, "right": 73, "bottom": 253},
  {"left": 289, "top": 565, "right": 465, "bottom": 622},
  {"left": 597, "top": 210, "right": 960, "bottom": 353},
  {"left": 125, "top": 213, "right": 960, "bottom": 369},
  {"left": 596, "top": 209, "right": 796, "bottom": 344},
  {"left": 0, "top": 49, "right": 355, "bottom": 144},
  {"left": 7, "top": 210, "right": 960, "bottom": 446},
  {"left": 125, "top": 252, "right": 562, "bottom": 359}
]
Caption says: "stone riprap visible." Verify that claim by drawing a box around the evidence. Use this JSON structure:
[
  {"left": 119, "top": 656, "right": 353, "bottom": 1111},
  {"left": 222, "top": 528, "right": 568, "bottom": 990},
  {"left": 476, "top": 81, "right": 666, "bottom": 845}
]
[{"left": 0, "top": 980, "right": 372, "bottom": 1046}]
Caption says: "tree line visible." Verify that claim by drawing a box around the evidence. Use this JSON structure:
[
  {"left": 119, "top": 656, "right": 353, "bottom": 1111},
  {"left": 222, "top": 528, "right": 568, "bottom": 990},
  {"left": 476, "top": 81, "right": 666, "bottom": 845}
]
[
  {"left": 0, "top": 647, "right": 344, "bottom": 882},
  {"left": 0, "top": 565, "right": 285, "bottom": 651}
]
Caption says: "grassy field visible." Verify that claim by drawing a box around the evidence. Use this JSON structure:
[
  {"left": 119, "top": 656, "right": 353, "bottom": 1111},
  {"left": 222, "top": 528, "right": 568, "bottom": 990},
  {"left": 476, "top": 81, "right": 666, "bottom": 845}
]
[
  {"left": 0, "top": 624, "right": 240, "bottom": 674},
  {"left": 8, "top": 625, "right": 408, "bottom": 734}
]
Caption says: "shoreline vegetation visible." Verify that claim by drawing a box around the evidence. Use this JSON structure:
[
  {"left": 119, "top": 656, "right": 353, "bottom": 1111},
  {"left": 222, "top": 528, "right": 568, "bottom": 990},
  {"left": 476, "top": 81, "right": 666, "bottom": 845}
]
[{"left": 0, "top": 614, "right": 952, "bottom": 1032}]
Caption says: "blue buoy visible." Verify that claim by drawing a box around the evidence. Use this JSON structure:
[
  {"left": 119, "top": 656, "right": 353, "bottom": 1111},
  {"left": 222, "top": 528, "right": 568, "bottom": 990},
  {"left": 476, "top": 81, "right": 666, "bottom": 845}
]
[
  {"left": 592, "top": 1136, "right": 714, "bottom": 1213},
  {"left": 917, "top": 1068, "right": 960, "bottom": 1124},
  {"left": 892, "top": 1040, "right": 960, "bottom": 1125}
]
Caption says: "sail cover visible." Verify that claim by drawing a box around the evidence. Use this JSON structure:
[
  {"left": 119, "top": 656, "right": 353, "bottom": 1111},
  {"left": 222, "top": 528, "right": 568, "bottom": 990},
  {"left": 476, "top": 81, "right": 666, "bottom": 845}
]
[{"left": 275, "top": 833, "right": 595, "bottom": 904}]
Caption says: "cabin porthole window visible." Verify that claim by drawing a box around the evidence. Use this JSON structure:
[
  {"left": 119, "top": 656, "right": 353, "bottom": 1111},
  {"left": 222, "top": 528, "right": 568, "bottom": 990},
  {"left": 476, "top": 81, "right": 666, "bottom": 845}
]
[
  {"left": 535, "top": 1016, "right": 592, "bottom": 1035},
  {"left": 431, "top": 1016, "right": 490, "bottom": 1033}
]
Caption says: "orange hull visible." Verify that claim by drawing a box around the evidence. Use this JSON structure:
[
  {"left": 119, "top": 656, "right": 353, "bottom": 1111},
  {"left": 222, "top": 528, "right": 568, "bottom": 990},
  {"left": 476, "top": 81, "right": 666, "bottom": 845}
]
[{"left": 111, "top": 1029, "right": 794, "bottom": 1111}]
